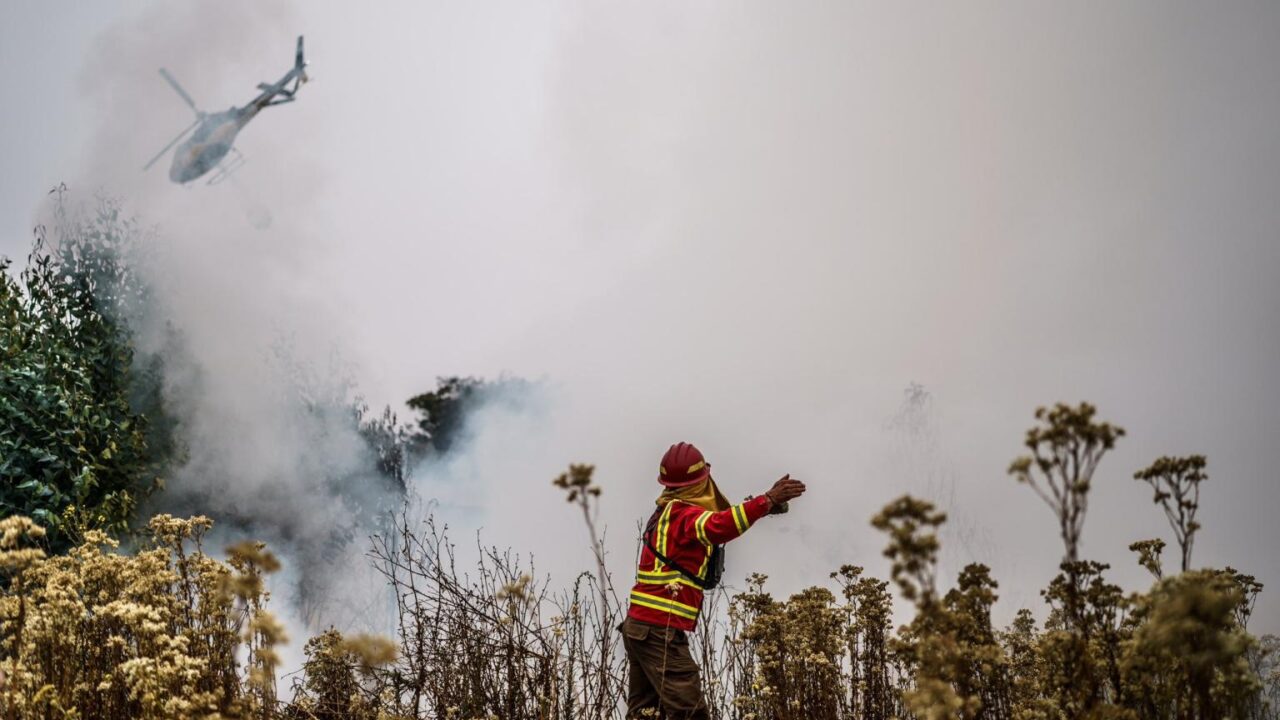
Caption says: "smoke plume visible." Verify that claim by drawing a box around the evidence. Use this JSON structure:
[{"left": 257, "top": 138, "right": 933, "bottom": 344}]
[{"left": 20, "top": 0, "right": 1280, "bottom": 642}]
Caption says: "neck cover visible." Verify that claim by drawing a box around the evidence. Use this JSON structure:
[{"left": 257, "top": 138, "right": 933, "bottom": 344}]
[{"left": 656, "top": 476, "right": 731, "bottom": 512}]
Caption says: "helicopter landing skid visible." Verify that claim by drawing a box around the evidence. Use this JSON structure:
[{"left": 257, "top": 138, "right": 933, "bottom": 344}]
[{"left": 206, "top": 149, "right": 247, "bottom": 186}]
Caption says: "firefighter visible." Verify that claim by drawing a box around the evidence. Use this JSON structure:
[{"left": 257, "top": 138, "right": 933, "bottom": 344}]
[{"left": 621, "top": 442, "right": 808, "bottom": 719}]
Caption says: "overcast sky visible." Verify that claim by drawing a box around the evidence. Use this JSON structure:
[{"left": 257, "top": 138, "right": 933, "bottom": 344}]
[{"left": 3, "top": 1, "right": 1279, "bottom": 634}]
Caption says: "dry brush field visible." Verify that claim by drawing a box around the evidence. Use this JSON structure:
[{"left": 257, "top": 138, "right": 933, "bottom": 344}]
[{"left": 1, "top": 404, "right": 1278, "bottom": 719}]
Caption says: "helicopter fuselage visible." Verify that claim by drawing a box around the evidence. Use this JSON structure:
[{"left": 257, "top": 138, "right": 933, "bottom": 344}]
[
  {"left": 152, "top": 36, "right": 306, "bottom": 184},
  {"left": 168, "top": 106, "right": 261, "bottom": 184}
]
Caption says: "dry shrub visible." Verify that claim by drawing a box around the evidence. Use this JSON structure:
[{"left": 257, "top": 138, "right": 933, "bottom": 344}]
[
  {"left": 282, "top": 629, "right": 397, "bottom": 720},
  {"left": 3, "top": 400, "right": 1278, "bottom": 719},
  {"left": 730, "top": 578, "right": 845, "bottom": 719},
  {"left": 366, "top": 512, "right": 625, "bottom": 720},
  {"left": 1123, "top": 570, "right": 1258, "bottom": 719},
  {"left": 0, "top": 513, "right": 282, "bottom": 720}
]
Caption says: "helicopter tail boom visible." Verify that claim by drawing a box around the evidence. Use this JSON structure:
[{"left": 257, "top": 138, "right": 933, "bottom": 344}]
[{"left": 237, "top": 35, "right": 309, "bottom": 109}]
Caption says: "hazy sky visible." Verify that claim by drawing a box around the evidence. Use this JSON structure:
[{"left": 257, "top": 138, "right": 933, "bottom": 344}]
[{"left": 3, "top": 1, "right": 1279, "bottom": 634}]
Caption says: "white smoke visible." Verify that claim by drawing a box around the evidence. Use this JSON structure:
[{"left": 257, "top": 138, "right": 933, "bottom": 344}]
[{"left": 27, "top": 0, "right": 1280, "bottom": 645}]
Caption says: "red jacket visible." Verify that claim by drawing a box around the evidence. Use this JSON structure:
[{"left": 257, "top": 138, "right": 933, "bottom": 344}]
[{"left": 627, "top": 494, "right": 772, "bottom": 631}]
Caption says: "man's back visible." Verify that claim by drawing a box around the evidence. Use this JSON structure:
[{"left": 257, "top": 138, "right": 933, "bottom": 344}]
[{"left": 627, "top": 495, "right": 772, "bottom": 631}]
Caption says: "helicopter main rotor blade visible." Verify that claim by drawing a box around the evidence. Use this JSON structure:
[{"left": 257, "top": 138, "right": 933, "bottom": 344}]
[
  {"left": 158, "top": 68, "right": 200, "bottom": 115},
  {"left": 142, "top": 117, "right": 200, "bottom": 171}
]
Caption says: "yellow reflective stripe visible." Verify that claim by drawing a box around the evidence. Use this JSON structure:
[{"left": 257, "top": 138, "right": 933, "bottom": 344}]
[
  {"left": 732, "top": 504, "right": 749, "bottom": 533},
  {"left": 659, "top": 503, "right": 673, "bottom": 555},
  {"left": 692, "top": 510, "right": 713, "bottom": 576},
  {"left": 629, "top": 591, "right": 700, "bottom": 620},
  {"left": 695, "top": 511, "right": 712, "bottom": 546},
  {"left": 637, "top": 570, "right": 701, "bottom": 588},
  {"left": 653, "top": 503, "right": 673, "bottom": 572},
  {"left": 686, "top": 460, "right": 705, "bottom": 475},
  {"left": 637, "top": 569, "right": 682, "bottom": 582}
]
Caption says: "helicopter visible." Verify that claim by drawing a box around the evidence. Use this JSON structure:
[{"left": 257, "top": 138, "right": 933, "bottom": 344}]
[{"left": 143, "top": 36, "right": 308, "bottom": 185}]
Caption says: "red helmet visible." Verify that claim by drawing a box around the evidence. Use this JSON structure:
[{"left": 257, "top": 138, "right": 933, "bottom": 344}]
[{"left": 659, "top": 442, "right": 710, "bottom": 487}]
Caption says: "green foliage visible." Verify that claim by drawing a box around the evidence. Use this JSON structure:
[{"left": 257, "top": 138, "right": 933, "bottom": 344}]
[
  {"left": 405, "top": 376, "right": 489, "bottom": 455},
  {"left": 405, "top": 375, "right": 534, "bottom": 458},
  {"left": 0, "top": 198, "right": 169, "bottom": 548}
]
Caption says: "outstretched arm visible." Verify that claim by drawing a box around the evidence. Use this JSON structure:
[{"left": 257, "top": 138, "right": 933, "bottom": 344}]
[{"left": 692, "top": 475, "right": 808, "bottom": 546}]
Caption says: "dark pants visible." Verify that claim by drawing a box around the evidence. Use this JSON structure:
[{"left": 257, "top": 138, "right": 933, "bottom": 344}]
[{"left": 620, "top": 617, "right": 709, "bottom": 720}]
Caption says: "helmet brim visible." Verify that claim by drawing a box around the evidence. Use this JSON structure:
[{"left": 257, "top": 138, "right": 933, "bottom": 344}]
[{"left": 658, "top": 468, "right": 711, "bottom": 488}]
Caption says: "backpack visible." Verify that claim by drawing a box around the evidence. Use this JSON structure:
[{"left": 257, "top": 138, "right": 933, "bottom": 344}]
[{"left": 642, "top": 506, "right": 725, "bottom": 590}]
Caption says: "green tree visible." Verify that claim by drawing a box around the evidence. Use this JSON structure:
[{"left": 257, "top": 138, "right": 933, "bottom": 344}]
[
  {"left": 405, "top": 376, "right": 490, "bottom": 456},
  {"left": 0, "top": 199, "right": 168, "bottom": 548},
  {"left": 405, "top": 375, "right": 535, "bottom": 459}
]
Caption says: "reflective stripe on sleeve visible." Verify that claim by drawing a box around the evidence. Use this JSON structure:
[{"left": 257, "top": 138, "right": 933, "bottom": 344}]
[{"left": 695, "top": 511, "right": 712, "bottom": 546}]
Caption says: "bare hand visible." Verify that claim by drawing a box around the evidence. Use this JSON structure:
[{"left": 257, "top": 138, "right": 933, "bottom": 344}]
[{"left": 764, "top": 475, "right": 806, "bottom": 506}]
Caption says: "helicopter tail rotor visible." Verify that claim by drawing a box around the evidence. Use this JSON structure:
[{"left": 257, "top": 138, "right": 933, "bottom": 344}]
[{"left": 295, "top": 35, "right": 308, "bottom": 83}]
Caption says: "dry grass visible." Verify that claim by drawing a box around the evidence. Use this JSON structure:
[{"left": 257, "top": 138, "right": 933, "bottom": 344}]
[
  {"left": 1, "top": 451, "right": 1277, "bottom": 719},
  {"left": 365, "top": 512, "right": 623, "bottom": 719},
  {"left": 0, "top": 514, "right": 274, "bottom": 719}
]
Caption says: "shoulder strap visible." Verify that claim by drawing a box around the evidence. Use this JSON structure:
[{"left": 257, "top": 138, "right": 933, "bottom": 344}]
[{"left": 643, "top": 504, "right": 710, "bottom": 590}]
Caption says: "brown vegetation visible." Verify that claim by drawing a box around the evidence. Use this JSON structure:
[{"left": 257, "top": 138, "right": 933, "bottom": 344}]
[{"left": 1, "top": 402, "right": 1278, "bottom": 718}]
